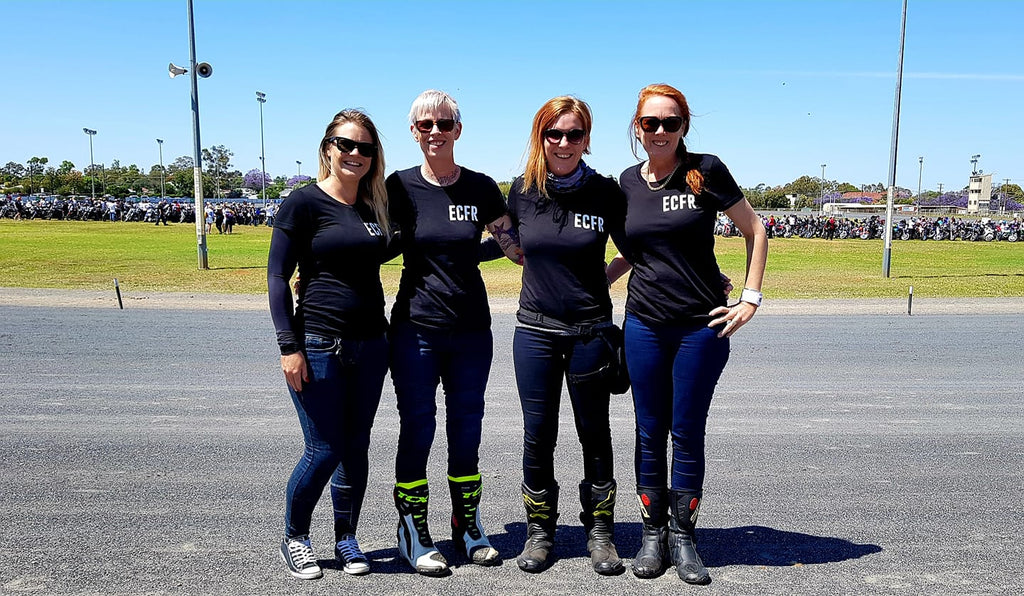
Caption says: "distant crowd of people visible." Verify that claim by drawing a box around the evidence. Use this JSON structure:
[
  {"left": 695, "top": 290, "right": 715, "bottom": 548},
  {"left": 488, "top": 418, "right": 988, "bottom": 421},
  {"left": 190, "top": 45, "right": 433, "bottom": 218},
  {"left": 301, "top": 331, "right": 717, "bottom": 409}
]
[{"left": 0, "top": 194, "right": 279, "bottom": 229}]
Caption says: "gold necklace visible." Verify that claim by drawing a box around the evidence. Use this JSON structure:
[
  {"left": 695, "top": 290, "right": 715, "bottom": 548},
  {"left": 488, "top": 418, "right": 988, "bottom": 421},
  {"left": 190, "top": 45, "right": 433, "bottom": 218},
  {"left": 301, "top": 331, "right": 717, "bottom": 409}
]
[{"left": 642, "top": 160, "right": 680, "bottom": 192}]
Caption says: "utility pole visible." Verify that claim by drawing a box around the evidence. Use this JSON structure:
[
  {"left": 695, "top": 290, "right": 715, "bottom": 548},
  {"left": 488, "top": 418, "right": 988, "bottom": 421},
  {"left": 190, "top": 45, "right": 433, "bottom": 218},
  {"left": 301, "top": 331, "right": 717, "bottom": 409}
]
[{"left": 882, "top": 0, "right": 908, "bottom": 278}]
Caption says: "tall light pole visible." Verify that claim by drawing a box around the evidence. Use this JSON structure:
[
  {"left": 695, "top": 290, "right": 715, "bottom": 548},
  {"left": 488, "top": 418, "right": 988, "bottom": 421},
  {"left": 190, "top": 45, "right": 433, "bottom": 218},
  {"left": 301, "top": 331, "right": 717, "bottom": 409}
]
[
  {"left": 256, "top": 91, "right": 267, "bottom": 208},
  {"left": 83, "top": 128, "right": 96, "bottom": 201},
  {"left": 156, "top": 139, "right": 165, "bottom": 198},
  {"left": 296, "top": 160, "right": 301, "bottom": 176},
  {"left": 970, "top": 154, "right": 981, "bottom": 175},
  {"left": 820, "top": 163, "right": 827, "bottom": 215},
  {"left": 168, "top": 0, "right": 211, "bottom": 269},
  {"left": 882, "top": 0, "right": 908, "bottom": 278},
  {"left": 917, "top": 156, "right": 923, "bottom": 206}
]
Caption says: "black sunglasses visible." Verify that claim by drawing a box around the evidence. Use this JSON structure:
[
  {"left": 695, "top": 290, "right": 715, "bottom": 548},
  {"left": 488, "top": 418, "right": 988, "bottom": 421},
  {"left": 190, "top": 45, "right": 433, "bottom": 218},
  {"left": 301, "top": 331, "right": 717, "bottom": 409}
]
[
  {"left": 543, "top": 128, "right": 586, "bottom": 144},
  {"left": 638, "top": 116, "right": 684, "bottom": 133},
  {"left": 327, "top": 136, "right": 377, "bottom": 158},
  {"left": 414, "top": 119, "right": 457, "bottom": 133}
]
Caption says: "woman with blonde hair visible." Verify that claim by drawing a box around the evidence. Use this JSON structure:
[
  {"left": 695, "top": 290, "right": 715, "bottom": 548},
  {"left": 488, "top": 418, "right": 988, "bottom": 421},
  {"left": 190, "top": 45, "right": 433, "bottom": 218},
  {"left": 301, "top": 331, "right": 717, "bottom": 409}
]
[
  {"left": 608, "top": 83, "right": 767, "bottom": 584},
  {"left": 507, "top": 96, "right": 628, "bottom": 575},
  {"left": 267, "top": 108, "right": 391, "bottom": 580},
  {"left": 386, "top": 89, "right": 521, "bottom": 576}
]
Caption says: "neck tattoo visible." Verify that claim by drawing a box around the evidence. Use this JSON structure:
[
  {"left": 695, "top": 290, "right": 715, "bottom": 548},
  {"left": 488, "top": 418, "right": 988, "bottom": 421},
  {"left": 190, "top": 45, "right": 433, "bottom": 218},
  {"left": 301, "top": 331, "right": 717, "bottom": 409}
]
[
  {"left": 642, "top": 160, "right": 680, "bottom": 192},
  {"left": 423, "top": 164, "right": 461, "bottom": 187}
]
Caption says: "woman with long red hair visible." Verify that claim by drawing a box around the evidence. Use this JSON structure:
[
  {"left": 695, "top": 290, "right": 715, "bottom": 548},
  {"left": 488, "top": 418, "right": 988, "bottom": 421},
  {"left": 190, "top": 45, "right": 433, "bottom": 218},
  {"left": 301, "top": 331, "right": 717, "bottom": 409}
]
[{"left": 608, "top": 84, "right": 768, "bottom": 585}]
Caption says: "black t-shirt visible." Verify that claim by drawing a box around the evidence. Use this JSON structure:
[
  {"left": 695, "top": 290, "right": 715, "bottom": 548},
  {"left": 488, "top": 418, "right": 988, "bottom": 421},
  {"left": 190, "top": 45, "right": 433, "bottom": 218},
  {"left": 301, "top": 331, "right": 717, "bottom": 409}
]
[
  {"left": 620, "top": 153, "right": 743, "bottom": 325},
  {"left": 272, "top": 183, "right": 388, "bottom": 341},
  {"left": 387, "top": 166, "right": 507, "bottom": 330},
  {"left": 507, "top": 174, "right": 626, "bottom": 327}
]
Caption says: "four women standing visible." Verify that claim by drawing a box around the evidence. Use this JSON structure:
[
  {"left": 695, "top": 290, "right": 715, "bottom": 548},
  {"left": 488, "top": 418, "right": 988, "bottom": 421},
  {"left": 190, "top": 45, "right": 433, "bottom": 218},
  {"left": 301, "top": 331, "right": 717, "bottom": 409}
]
[{"left": 270, "top": 86, "right": 765, "bottom": 584}]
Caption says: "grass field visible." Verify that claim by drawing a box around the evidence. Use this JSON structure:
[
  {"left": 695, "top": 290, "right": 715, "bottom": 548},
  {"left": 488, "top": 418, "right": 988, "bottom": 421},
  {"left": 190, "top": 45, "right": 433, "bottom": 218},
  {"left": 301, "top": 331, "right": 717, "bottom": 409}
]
[{"left": 1, "top": 220, "right": 1022, "bottom": 299}]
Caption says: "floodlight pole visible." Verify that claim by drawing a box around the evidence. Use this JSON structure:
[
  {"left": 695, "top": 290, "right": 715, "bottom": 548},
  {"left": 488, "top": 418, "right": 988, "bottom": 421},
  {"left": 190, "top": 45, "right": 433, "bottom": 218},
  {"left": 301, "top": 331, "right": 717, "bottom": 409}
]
[
  {"left": 157, "top": 139, "right": 165, "bottom": 198},
  {"left": 187, "top": 0, "right": 208, "bottom": 269},
  {"left": 820, "top": 164, "right": 826, "bottom": 214},
  {"left": 917, "top": 156, "right": 923, "bottom": 205},
  {"left": 882, "top": 0, "right": 908, "bottom": 278},
  {"left": 83, "top": 128, "right": 96, "bottom": 201},
  {"left": 257, "top": 91, "right": 267, "bottom": 209}
]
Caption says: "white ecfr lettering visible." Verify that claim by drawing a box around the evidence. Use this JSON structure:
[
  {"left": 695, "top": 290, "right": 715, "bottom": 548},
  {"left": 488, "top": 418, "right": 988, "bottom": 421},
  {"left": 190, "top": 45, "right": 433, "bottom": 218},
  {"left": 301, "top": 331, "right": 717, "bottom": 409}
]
[
  {"left": 363, "top": 222, "right": 383, "bottom": 236},
  {"left": 573, "top": 213, "right": 605, "bottom": 232},
  {"left": 662, "top": 194, "right": 696, "bottom": 212},
  {"left": 448, "top": 204, "right": 479, "bottom": 222}
]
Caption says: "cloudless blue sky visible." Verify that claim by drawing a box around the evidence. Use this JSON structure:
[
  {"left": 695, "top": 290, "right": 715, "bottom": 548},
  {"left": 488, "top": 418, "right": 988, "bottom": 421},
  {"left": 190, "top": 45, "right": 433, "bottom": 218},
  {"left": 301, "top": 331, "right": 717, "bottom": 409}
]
[{"left": 2, "top": 0, "right": 1021, "bottom": 192}]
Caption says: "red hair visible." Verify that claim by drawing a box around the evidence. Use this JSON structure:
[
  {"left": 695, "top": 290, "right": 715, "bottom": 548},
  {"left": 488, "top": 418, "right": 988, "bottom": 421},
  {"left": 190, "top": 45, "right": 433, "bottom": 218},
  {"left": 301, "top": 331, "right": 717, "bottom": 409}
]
[{"left": 631, "top": 84, "right": 703, "bottom": 195}]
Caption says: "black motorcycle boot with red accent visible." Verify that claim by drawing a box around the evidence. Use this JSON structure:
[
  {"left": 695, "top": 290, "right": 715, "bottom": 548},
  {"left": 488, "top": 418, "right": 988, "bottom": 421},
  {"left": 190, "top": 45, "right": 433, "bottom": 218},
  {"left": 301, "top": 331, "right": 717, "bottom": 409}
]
[
  {"left": 632, "top": 486, "right": 668, "bottom": 578},
  {"left": 668, "top": 490, "right": 711, "bottom": 585}
]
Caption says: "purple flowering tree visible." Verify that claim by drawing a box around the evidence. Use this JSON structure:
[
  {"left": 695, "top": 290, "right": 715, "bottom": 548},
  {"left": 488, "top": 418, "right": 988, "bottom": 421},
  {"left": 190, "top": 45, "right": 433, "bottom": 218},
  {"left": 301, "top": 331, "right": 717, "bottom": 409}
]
[
  {"left": 244, "top": 168, "right": 272, "bottom": 191},
  {"left": 286, "top": 174, "right": 312, "bottom": 188}
]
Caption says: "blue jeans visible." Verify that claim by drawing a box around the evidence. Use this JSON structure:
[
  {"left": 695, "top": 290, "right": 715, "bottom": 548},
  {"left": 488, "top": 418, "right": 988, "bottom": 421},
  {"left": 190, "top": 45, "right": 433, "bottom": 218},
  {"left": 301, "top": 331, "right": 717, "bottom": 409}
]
[
  {"left": 389, "top": 321, "right": 492, "bottom": 482},
  {"left": 513, "top": 326, "right": 614, "bottom": 490},
  {"left": 624, "top": 312, "right": 730, "bottom": 492},
  {"left": 284, "top": 332, "right": 388, "bottom": 540}
]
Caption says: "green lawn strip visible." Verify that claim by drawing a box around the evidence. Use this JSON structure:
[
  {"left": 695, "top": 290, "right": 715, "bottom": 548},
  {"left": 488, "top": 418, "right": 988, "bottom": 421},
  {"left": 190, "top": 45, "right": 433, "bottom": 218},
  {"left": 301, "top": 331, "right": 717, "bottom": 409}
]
[{"left": 1, "top": 221, "right": 1021, "bottom": 298}]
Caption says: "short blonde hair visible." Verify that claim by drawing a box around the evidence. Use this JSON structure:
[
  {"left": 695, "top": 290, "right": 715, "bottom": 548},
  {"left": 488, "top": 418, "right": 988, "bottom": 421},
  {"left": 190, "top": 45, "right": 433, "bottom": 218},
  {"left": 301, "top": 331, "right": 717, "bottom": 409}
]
[{"left": 408, "top": 89, "right": 461, "bottom": 124}]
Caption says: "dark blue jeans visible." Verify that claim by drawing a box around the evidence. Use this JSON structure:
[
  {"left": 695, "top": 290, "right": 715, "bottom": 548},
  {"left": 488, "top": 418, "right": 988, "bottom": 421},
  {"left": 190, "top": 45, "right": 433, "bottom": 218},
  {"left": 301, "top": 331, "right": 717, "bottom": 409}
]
[
  {"left": 390, "top": 321, "right": 493, "bottom": 483},
  {"left": 284, "top": 332, "right": 388, "bottom": 540},
  {"left": 513, "top": 326, "right": 614, "bottom": 490},
  {"left": 624, "top": 312, "right": 730, "bottom": 492}
]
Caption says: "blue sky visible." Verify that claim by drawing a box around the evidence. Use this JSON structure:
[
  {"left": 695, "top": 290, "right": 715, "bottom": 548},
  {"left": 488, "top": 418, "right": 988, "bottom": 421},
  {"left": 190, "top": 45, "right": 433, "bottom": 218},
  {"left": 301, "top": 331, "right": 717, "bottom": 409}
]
[{"left": 2, "top": 0, "right": 1021, "bottom": 192}]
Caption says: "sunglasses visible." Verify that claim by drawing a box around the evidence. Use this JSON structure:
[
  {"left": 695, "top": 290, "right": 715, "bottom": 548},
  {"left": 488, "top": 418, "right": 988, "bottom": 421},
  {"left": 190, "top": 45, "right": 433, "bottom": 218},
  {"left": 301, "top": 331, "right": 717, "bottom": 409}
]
[
  {"left": 543, "top": 128, "right": 586, "bottom": 144},
  {"left": 414, "top": 119, "right": 457, "bottom": 133},
  {"left": 327, "top": 136, "right": 377, "bottom": 158},
  {"left": 638, "top": 116, "right": 684, "bottom": 133}
]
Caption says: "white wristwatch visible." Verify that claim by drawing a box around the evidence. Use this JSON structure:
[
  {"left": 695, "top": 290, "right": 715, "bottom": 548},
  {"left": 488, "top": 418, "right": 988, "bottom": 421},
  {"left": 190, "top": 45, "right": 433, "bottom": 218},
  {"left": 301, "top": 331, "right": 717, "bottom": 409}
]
[{"left": 740, "top": 288, "right": 763, "bottom": 307}]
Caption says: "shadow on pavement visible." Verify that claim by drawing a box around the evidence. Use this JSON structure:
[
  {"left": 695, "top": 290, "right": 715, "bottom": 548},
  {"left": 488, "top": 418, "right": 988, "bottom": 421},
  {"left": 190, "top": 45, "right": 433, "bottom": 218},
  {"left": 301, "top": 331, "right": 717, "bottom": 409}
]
[{"left": 697, "top": 525, "right": 883, "bottom": 567}]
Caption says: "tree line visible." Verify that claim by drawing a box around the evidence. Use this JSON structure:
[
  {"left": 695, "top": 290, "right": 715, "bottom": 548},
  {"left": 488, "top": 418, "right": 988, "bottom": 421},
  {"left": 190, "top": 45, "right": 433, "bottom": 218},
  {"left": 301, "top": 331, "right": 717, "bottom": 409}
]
[
  {"left": 5, "top": 147, "right": 1022, "bottom": 209},
  {"left": 1, "top": 145, "right": 313, "bottom": 200}
]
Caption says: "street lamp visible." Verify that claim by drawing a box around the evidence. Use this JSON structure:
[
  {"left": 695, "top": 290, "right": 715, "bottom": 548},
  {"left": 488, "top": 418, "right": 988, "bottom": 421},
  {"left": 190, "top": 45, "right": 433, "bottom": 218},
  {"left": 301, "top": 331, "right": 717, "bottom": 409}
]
[
  {"left": 820, "top": 163, "right": 827, "bottom": 215},
  {"left": 156, "top": 139, "right": 165, "bottom": 198},
  {"left": 168, "top": 0, "right": 212, "bottom": 269},
  {"left": 83, "top": 128, "right": 96, "bottom": 201},
  {"left": 296, "top": 160, "right": 301, "bottom": 176},
  {"left": 917, "top": 156, "right": 923, "bottom": 206},
  {"left": 256, "top": 91, "right": 267, "bottom": 208}
]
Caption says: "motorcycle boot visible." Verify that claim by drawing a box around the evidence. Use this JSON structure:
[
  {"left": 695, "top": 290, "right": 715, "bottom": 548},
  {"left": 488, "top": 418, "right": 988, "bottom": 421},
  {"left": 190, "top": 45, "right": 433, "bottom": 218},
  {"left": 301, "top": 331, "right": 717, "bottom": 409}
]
[
  {"left": 632, "top": 486, "right": 668, "bottom": 578},
  {"left": 448, "top": 474, "right": 499, "bottom": 566},
  {"left": 578, "top": 480, "right": 624, "bottom": 575},
  {"left": 668, "top": 489, "right": 711, "bottom": 585},
  {"left": 394, "top": 480, "right": 449, "bottom": 576},
  {"left": 516, "top": 483, "right": 558, "bottom": 573}
]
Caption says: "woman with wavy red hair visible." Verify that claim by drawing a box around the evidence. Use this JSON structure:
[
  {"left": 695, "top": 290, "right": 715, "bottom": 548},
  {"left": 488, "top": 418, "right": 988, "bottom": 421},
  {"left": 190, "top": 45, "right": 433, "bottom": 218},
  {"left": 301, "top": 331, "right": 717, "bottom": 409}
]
[
  {"left": 507, "top": 96, "right": 629, "bottom": 576},
  {"left": 608, "top": 84, "right": 767, "bottom": 585}
]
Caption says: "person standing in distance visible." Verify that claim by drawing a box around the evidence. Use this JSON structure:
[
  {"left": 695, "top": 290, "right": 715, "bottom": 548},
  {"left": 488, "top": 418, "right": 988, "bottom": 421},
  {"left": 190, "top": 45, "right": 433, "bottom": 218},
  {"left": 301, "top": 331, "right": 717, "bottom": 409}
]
[
  {"left": 267, "top": 109, "right": 391, "bottom": 580},
  {"left": 508, "top": 96, "right": 628, "bottom": 576},
  {"left": 607, "top": 83, "right": 768, "bottom": 584},
  {"left": 387, "top": 89, "right": 522, "bottom": 576}
]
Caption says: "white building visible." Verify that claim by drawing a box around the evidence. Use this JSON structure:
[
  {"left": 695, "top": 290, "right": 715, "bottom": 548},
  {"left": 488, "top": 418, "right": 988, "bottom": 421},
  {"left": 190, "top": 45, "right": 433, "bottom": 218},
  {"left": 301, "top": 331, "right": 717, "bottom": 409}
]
[{"left": 967, "top": 173, "right": 992, "bottom": 214}]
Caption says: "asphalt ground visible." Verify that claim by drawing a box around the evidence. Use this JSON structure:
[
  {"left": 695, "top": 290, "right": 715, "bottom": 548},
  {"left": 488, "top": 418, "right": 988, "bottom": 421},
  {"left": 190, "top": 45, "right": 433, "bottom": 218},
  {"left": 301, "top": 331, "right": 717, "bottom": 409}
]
[{"left": 0, "top": 297, "right": 1021, "bottom": 595}]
